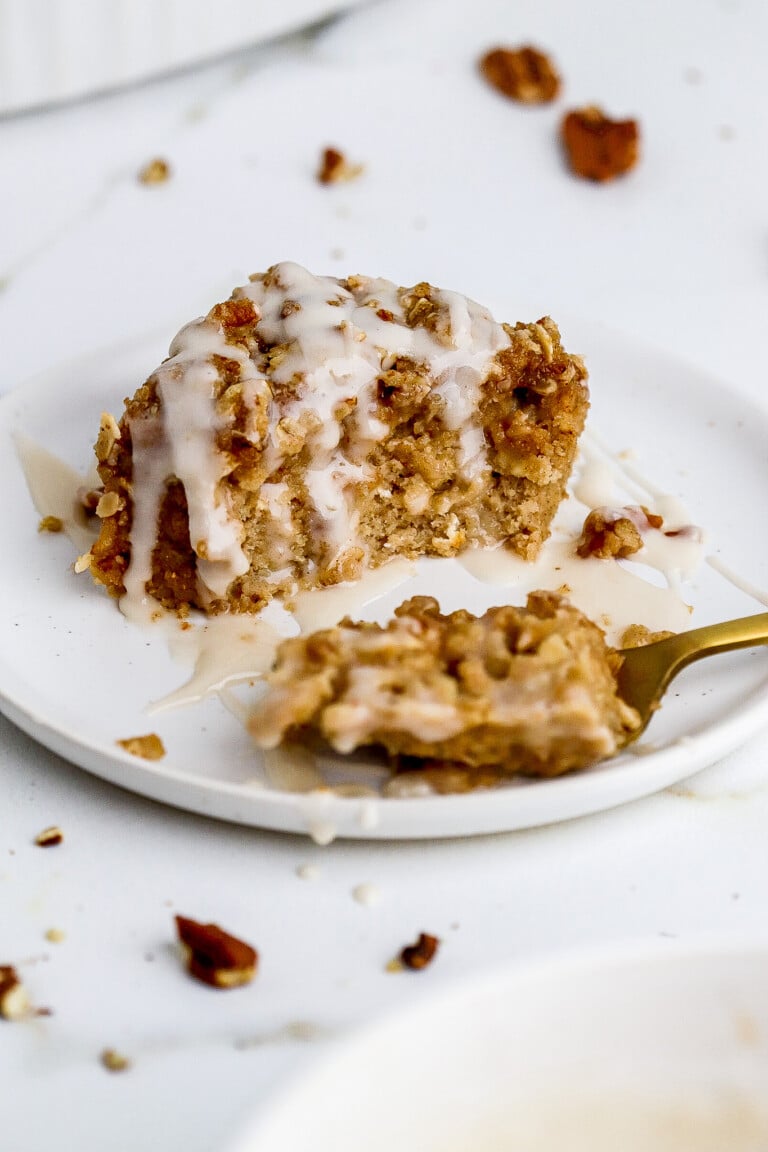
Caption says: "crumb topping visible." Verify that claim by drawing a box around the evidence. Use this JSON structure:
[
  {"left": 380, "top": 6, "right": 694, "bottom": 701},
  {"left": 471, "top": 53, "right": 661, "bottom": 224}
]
[
  {"left": 577, "top": 505, "right": 662, "bottom": 559},
  {"left": 116, "top": 734, "right": 166, "bottom": 761}
]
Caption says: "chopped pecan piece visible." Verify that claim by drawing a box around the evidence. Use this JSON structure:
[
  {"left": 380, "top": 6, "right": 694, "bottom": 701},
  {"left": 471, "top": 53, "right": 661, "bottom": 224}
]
[
  {"left": 479, "top": 45, "right": 561, "bottom": 104},
  {"left": 577, "top": 508, "right": 643, "bottom": 559},
  {"left": 116, "top": 734, "right": 166, "bottom": 761},
  {"left": 316, "top": 147, "right": 364, "bottom": 185},
  {"left": 562, "top": 106, "right": 640, "bottom": 181},
  {"left": 620, "top": 624, "right": 676, "bottom": 649},
  {"left": 0, "top": 966, "right": 29, "bottom": 1020},
  {"left": 209, "top": 298, "right": 259, "bottom": 331},
  {"left": 577, "top": 506, "right": 662, "bottom": 559},
  {"left": 175, "top": 916, "right": 258, "bottom": 989},
  {"left": 138, "top": 157, "right": 171, "bottom": 185},
  {"left": 100, "top": 1048, "right": 131, "bottom": 1072},
  {"left": 399, "top": 933, "right": 440, "bottom": 971},
  {"left": 34, "top": 825, "right": 63, "bottom": 848}
]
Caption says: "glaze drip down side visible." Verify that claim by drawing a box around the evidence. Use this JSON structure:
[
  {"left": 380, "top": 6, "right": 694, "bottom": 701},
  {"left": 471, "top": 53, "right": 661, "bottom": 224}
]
[{"left": 88, "top": 262, "right": 589, "bottom": 615}]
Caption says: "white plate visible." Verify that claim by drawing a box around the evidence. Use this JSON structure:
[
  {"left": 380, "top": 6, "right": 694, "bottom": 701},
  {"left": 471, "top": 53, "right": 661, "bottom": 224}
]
[
  {"left": 229, "top": 940, "right": 768, "bottom": 1151},
  {"left": 1, "top": 322, "right": 767, "bottom": 839}
]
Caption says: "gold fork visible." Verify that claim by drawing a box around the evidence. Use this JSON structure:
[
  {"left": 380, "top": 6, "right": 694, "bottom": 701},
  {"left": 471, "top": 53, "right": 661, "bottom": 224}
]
[{"left": 616, "top": 612, "right": 768, "bottom": 739}]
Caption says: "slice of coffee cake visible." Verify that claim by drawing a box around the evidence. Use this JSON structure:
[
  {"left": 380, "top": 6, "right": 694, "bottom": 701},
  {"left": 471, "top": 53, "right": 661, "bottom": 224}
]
[{"left": 89, "top": 263, "right": 588, "bottom": 614}]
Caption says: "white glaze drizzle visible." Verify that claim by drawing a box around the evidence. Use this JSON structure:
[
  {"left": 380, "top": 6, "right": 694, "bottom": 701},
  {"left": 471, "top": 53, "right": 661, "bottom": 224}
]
[
  {"left": 382, "top": 775, "right": 437, "bottom": 798},
  {"left": 263, "top": 744, "right": 325, "bottom": 793},
  {"left": 149, "top": 612, "right": 284, "bottom": 713},
  {"left": 307, "top": 820, "right": 337, "bottom": 846},
  {"left": 301, "top": 789, "right": 338, "bottom": 845},
  {"left": 351, "top": 883, "right": 381, "bottom": 907},
  {"left": 122, "top": 316, "right": 271, "bottom": 618},
  {"left": 459, "top": 537, "right": 693, "bottom": 645},
  {"left": 243, "top": 265, "right": 509, "bottom": 561},
  {"left": 358, "top": 798, "right": 380, "bottom": 830},
  {"left": 292, "top": 557, "right": 416, "bottom": 633},
  {"left": 118, "top": 264, "right": 509, "bottom": 614},
  {"left": 706, "top": 556, "right": 768, "bottom": 607},
  {"left": 121, "top": 412, "right": 178, "bottom": 625},
  {"left": 572, "top": 435, "right": 706, "bottom": 597},
  {"left": 145, "top": 564, "right": 415, "bottom": 715},
  {"left": 14, "top": 433, "right": 97, "bottom": 554},
  {"left": 155, "top": 351, "right": 248, "bottom": 599}
]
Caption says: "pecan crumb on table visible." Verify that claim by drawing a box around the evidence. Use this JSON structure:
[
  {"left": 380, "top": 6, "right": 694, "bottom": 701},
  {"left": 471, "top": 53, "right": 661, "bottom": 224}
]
[
  {"left": 399, "top": 933, "right": 440, "bottom": 971},
  {"left": 561, "top": 106, "right": 640, "bottom": 181},
  {"left": 479, "top": 45, "right": 561, "bottom": 104},
  {"left": 175, "top": 916, "right": 258, "bottom": 989},
  {"left": 316, "top": 147, "right": 364, "bottom": 185},
  {"left": 100, "top": 1048, "right": 131, "bottom": 1073},
  {"left": 0, "top": 966, "right": 29, "bottom": 1020},
  {"left": 138, "top": 157, "right": 171, "bottom": 185},
  {"left": 34, "top": 825, "right": 64, "bottom": 848}
]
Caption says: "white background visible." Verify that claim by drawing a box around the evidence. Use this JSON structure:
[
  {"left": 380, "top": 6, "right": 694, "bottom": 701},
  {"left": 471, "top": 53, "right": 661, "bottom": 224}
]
[{"left": 2, "top": 1, "right": 768, "bottom": 1149}]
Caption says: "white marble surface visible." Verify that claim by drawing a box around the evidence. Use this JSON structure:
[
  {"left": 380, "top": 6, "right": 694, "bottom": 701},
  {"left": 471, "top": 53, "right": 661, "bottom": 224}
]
[{"left": 2, "top": 1, "right": 768, "bottom": 1149}]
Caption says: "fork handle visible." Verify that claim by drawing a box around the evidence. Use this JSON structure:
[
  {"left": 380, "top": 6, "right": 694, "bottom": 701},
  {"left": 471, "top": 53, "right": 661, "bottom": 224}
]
[{"left": 665, "top": 611, "right": 768, "bottom": 675}]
